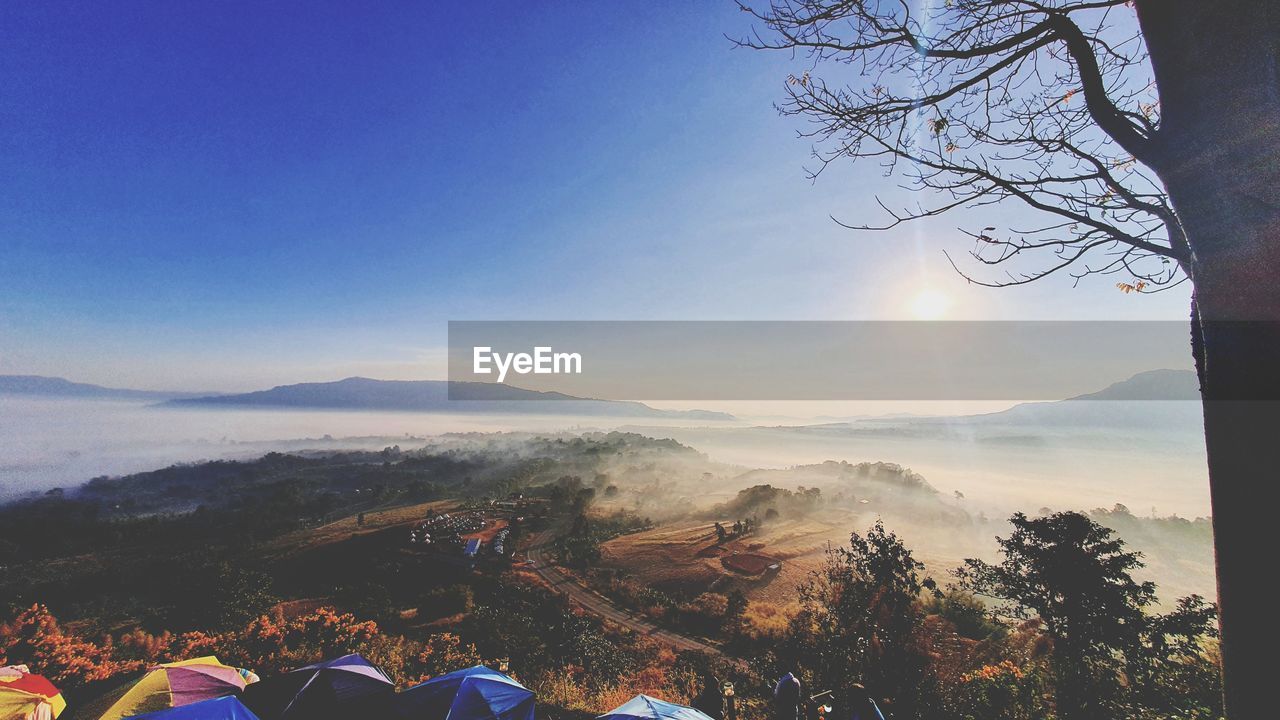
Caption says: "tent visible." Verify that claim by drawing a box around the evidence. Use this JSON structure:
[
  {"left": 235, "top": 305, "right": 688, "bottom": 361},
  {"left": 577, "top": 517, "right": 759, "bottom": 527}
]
[
  {"left": 240, "top": 655, "right": 393, "bottom": 720},
  {"left": 392, "top": 666, "right": 533, "bottom": 720},
  {"left": 597, "top": 695, "right": 714, "bottom": 720},
  {"left": 100, "top": 657, "right": 252, "bottom": 720},
  {"left": 127, "top": 697, "right": 260, "bottom": 720},
  {"left": 0, "top": 665, "right": 65, "bottom": 720}
]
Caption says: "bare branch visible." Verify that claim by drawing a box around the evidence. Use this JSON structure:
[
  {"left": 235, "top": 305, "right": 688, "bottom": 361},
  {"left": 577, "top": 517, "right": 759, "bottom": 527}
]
[{"left": 740, "top": 0, "right": 1181, "bottom": 291}]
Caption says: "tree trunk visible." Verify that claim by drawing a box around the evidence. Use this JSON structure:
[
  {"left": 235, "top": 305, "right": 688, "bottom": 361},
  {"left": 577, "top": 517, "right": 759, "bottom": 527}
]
[{"left": 1138, "top": 1, "right": 1280, "bottom": 716}]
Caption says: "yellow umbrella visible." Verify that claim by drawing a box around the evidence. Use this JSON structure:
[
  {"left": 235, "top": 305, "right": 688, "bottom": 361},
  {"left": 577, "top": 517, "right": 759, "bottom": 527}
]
[
  {"left": 99, "top": 657, "right": 251, "bottom": 720},
  {"left": 0, "top": 664, "right": 66, "bottom": 720}
]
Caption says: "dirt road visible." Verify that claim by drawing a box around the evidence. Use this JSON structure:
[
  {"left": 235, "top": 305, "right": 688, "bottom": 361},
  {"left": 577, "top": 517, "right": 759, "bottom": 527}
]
[{"left": 525, "top": 532, "right": 726, "bottom": 657}]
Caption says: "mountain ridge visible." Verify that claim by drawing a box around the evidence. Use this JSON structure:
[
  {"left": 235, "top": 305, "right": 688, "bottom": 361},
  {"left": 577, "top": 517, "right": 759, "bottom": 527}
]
[
  {"left": 886, "top": 369, "right": 1203, "bottom": 429},
  {"left": 1065, "top": 368, "right": 1200, "bottom": 401},
  {"left": 0, "top": 375, "right": 214, "bottom": 400},
  {"left": 164, "top": 376, "right": 736, "bottom": 420}
]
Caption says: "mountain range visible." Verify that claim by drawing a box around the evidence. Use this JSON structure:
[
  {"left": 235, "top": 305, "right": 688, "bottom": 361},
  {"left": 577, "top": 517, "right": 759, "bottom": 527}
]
[
  {"left": 166, "top": 377, "right": 736, "bottom": 420},
  {"left": 1065, "top": 368, "right": 1199, "bottom": 401},
  {"left": 1, "top": 374, "right": 734, "bottom": 420},
  {"left": 159, "top": 377, "right": 733, "bottom": 420},
  {"left": 881, "top": 368, "right": 1203, "bottom": 429},
  {"left": 3, "top": 369, "right": 1198, "bottom": 423},
  {"left": 0, "top": 375, "right": 213, "bottom": 401}
]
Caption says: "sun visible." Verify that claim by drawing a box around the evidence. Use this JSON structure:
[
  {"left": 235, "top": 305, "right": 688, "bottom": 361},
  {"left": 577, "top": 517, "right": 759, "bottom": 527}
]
[{"left": 909, "top": 288, "right": 952, "bottom": 320}]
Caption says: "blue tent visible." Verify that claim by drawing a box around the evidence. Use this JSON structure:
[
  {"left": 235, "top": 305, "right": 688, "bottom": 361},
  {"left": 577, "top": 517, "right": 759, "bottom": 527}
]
[
  {"left": 241, "top": 654, "right": 394, "bottom": 720},
  {"left": 128, "top": 696, "right": 261, "bottom": 720},
  {"left": 463, "top": 539, "right": 482, "bottom": 558},
  {"left": 598, "top": 695, "right": 716, "bottom": 720},
  {"left": 392, "top": 665, "right": 534, "bottom": 720}
]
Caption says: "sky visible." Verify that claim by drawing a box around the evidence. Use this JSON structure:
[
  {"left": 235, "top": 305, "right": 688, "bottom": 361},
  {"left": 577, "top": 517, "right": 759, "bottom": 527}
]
[{"left": 0, "top": 1, "right": 1194, "bottom": 392}]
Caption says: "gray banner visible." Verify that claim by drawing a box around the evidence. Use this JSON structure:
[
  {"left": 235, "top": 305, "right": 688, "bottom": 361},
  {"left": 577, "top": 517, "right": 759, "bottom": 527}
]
[{"left": 447, "top": 321, "right": 1194, "bottom": 401}]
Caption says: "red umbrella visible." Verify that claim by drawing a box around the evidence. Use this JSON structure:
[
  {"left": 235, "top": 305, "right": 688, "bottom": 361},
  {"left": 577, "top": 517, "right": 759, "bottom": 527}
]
[{"left": 0, "top": 665, "right": 66, "bottom": 720}]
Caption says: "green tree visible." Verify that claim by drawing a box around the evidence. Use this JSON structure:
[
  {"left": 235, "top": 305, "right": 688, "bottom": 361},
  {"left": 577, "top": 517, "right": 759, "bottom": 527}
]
[
  {"left": 957, "top": 511, "right": 1218, "bottom": 719},
  {"left": 163, "top": 560, "right": 278, "bottom": 631},
  {"left": 925, "top": 589, "right": 1004, "bottom": 641},
  {"left": 784, "top": 520, "right": 937, "bottom": 716},
  {"left": 1127, "top": 594, "right": 1223, "bottom": 718},
  {"left": 552, "top": 531, "right": 601, "bottom": 568}
]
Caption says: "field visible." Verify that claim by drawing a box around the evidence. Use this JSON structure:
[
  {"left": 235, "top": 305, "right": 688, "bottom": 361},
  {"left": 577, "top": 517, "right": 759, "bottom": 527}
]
[
  {"left": 599, "top": 505, "right": 1217, "bottom": 613},
  {"left": 599, "top": 510, "right": 857, "bottom": 604},
  {"left": 598, "top": 506, "right": 1018, "bottom": 606},
  {"left": 265, "top": 500, "right": 454, "bottom": 556}
]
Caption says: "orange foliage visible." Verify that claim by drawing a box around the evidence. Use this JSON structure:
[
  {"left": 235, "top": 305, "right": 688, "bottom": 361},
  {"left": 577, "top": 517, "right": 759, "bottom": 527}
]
[
  {"left": 168, "top": 607, "right": 380, "bottom": 676},
  {"left": 0, "top": 604, "right": 141, "bottom": 687},
  {"left": 412, "top": 632, "right": 482, "bottom": 684},
  {"left": 2, "top": 604, "right": 483, "bottom": 693},
  {"left": 963, "top": 660, "right": 1025, "bottom": 683},
  {"left": 117, "top": 628, "right": 175, "bottom": 664}
]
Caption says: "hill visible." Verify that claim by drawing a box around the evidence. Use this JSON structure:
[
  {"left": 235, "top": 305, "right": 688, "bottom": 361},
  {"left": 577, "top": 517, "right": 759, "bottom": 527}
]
[
  {"left": 165, "top": 377, "right": 734, "bottom": 420},
  {"left": 966, "top": 369, "right": 1201, "bottom": 428},
  {"left": 1066, "top": 368, "right": 1200, "bottom": 401},
  {"left": 0, "top": 375, "right": 211, "bottom": 400},
  {"left": 884, "top": 369, "right": 1204, "bottom": 429}
]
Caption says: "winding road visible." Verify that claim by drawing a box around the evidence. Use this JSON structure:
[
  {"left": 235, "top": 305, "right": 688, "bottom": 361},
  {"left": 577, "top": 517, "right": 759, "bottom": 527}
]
[{"left": 525, "top": 531, "right": 726, "bottom": 657}]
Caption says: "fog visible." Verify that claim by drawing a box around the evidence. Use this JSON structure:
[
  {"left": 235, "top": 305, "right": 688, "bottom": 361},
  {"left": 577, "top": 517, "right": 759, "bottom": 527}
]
[
  {"left": 0, "top": 396, "right": 709, "bottom": 499},
  {"left": 623, "top": 409, "right": 1211, "bottom": 519},
  {"left": 0, "top": 395, "right": 1216, "bottom": 602},
  {"left": 2, "top": 396, "right": 1210, "bottom": 516}
]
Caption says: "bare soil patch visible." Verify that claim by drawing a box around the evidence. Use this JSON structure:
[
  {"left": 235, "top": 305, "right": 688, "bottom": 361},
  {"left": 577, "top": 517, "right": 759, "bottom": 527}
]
[{"left": 721, "top": 552, "right": 777, "bottom": 575}]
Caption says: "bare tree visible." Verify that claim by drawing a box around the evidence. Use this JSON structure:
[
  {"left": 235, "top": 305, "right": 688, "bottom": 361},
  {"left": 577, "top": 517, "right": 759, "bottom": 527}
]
[{"left": 737, "top": 1, "right": 1279, "bottom": 716}]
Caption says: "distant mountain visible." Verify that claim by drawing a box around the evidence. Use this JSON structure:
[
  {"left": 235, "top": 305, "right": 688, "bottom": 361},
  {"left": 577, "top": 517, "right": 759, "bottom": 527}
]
[
  {"left": 166, "top": 377, "right": 735, "bottom": 421},
  {"left": 901, "top": 369, "right": 1203, "bottom": 429},
  {"left": 0, "top": 375, "right": 212, "bottom": 401},
  {"left": 1066, "top": 368, "right": 1200, "bottom": 401}
]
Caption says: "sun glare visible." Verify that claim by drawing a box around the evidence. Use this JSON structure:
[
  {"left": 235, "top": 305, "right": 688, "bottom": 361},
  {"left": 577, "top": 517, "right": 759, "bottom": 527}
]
[{"left": 910, "top": 288, "right": 952, "bottom": 320}]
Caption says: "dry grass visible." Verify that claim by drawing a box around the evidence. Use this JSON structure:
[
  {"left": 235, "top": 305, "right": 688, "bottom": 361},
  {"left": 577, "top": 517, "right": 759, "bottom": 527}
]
[
  {"left": 600, "top": 511, "right": 854, "bottom": 603},
  {"left": 734, "top": 600, "right": 796, "bottom": 642},
  {"left": 263, "top": 500, "right": 456, "bottom": 558}
]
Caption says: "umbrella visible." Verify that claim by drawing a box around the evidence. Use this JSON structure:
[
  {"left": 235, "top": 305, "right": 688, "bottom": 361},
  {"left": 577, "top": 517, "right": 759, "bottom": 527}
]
[
  {"left": 126, "top": 697, "right": 260, "bottom": 720},
  {"left": 598, "top": 696, "right": 715, "bottom": 720},
  {"left": 240, "top": 655, "right": 393, "bottom": 720},
  {"left": 0, "top": 665, "right": 66, "bottom": 720},
  {"left": 100, "top": 657, "right": 252, "bottom": 720},
  {"left": 392, "top": 665, "right": 533, "bottom": 720}
]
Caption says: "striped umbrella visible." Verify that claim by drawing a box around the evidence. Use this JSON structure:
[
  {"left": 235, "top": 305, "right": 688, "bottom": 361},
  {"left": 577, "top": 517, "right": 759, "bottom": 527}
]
[
  {"left": 0, "top": 665, "right": 66, "bottom": 720},
  {"left": 100, "top": 657, "right": 252, "bottom": 720}
]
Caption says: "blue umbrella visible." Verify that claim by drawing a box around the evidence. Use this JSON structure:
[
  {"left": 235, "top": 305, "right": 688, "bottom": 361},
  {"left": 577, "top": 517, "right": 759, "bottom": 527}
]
[
  {"left": 598, "top": 695, "right": 716, "bottom": 720},
  {"left": 128, "top": 696, "right": 261, "bottom": 720},
  {"left": 393, "top": 665, "right": 534, "bottom": 720}
]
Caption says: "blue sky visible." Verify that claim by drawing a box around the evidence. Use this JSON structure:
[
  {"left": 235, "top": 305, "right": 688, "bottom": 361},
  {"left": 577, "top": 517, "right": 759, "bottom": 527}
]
[{"left": 0, "top": 1, "right": 1192, "bottom": 391}]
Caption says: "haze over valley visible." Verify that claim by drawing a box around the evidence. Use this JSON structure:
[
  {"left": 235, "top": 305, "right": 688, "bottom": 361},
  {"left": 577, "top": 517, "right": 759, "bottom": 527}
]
[{"left": 1, "top": 369, "right": 1214, "bottom": 606}]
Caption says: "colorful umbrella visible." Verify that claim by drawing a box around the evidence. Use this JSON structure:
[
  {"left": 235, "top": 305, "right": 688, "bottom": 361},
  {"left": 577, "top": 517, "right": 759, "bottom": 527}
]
[
  {"left": 100, "top": 657, "right": 252, "bottom": 720},
  {"left": 0, "top": 665, "right": 66, "bottom": 720}
]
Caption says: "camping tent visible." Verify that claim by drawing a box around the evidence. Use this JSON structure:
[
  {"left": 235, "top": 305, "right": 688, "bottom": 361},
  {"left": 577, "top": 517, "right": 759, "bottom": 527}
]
[
  {"left": 598, "top": 695, "right": 715, "bottom": 720},
  {"left": 240, "top": 655, "right": 393, "bottom": 720},
  {"left": 392, "top": 666, "right": 533, "bottom": 720},
  {"left": 100, "top": 658, "right": 252, "bottom": 720},
  {"left": 0, "top": 665, "right": 65, "bottom": 720},
  {"left": 127, "top": 697, "right": 260, "bottom": 720}
]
